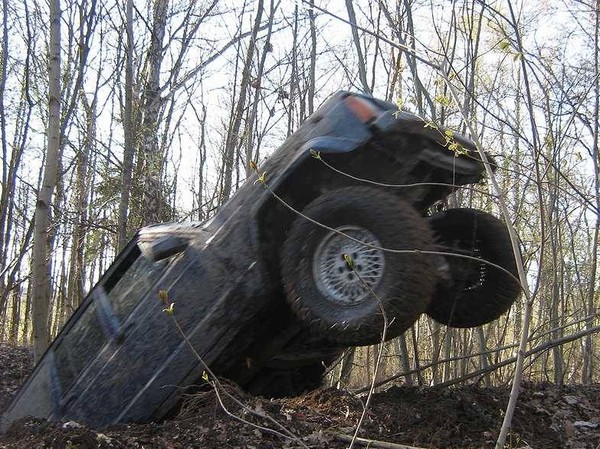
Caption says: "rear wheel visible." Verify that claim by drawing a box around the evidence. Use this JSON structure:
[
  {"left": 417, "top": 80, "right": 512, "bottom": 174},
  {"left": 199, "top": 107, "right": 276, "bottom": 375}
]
[
  {"left": 426, "top": 208, "right": 521, "bottom": 327},
  {"left": 280, "top": 187, "right": 435, "bottom": 346}
]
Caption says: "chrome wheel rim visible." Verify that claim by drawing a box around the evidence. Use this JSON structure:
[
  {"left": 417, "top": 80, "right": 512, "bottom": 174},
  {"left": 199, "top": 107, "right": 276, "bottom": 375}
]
[{"left": 313, "top": 226, "right": 385, "bottom": 305}]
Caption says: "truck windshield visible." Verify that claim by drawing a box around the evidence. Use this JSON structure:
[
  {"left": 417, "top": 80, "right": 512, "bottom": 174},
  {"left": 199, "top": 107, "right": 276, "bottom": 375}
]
[{"left": 53, "top": 243, "right": 166, "bottom": 394}]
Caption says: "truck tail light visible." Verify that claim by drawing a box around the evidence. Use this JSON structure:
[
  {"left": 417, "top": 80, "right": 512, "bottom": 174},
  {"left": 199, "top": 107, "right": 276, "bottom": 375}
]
[{"left": 344, "top": 95, "right": 379, "bottom": 123}]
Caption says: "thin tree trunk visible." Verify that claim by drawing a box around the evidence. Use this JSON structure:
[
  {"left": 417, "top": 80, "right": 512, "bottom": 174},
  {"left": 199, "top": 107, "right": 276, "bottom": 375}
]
[
  {"left": 220, "top": 0, "right": 264, "bottom": 203},
  {"left": 0, "top": 0, "right": 9, "bottom": 272},
  {"left": 118, "top": 0, "right": 135, "bottom": 249},
  {"left": 246, "top": 0, "right": 275, "bottom": 175},
  {"left": 396, "top": 334, "right": 413, "bottom": 386},
  {"left": 378, "top": 0, "right": 435, "bottom": 117},
  {"left": 66, "top": 90, "right": 93, "bottom": 315},
  {"left": 0, "top": 0, "right": 31, "bottom": 313},
  {"left": 31, "top": 0, "right": 61, "bottom": 362},
  {"left": 345, "top": 0, "right": 371, "bottom": 94},
  {"left": 408, "top": 326, "right": 423, "bottom": 385},
  {"left": 337, "top": 348, "right": 356, "bottom": 388},
  {"left": 477, "top": 327, "right": 491, "bottom": 387},
  {"left": 429, "top": 319, "right": 442, "bottom": 385},
  {"left": 7, "top": 218, "right": 34, "bottom": 343},
  {"left": 307, "top": 0, "right": 317, "bottom": 115},
  {"left": 140, "top": 0, "right": 168, "bottom": 225},
  {"left": 9, "top": 288, "right": 21, "bottom": 343},
  {"left": 196, "top": 104, "right": 207, "bottom": 221},
  {"left": 287, "top": 3, "right": 299, "bottom": 136},
  {"left": 442, "top": 328, "right": 453, "bottom": 382},
  {"left": 582, "top": 0, "right": 600, "bottom": 385}
]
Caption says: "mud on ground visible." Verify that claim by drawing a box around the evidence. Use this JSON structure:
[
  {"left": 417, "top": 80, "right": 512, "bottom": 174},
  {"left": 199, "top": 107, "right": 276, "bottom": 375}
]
[{"left": 0, "top": 343, "right": 598, "bottom": 449}]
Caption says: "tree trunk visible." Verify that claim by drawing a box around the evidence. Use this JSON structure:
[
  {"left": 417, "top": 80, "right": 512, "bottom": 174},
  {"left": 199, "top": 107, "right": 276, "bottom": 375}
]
[
  {"left": 477, "top": 327, "right": 491, "bottom": 387},
  {"left": 582, "top": 0, "right": 600, "bottom": 385},
  {"left": 0, "top": 0, "right": 9, "bottom": 271},
  {"left": 307, "top": 0, "right": 317, "bottom": 115},
  {"left": 220, "top": 0, "right": 264, "bottom": 204},
  {"left": 66, "top": 90, "right": 93, "bottom": 315},
  {"left": 118, "top": 0, "right": 136, "bottom": 248},
  {"left": 344, "top": 0, "right": 371, "bottom": 94},
  {"left": 140, "top": 0, "right": 168, "bottom": 225},
  {"left": 396, "top": 334, "right": 413, "bottom": 386},
  {"left": 0, "top": 0, "right": 31, "bottom": 316},
  {"left": 31, "top": 0, "right": 61, "bottom": 362},
  {"left": 245, "top": 0, "right": 275, "bottom": 175},
  {"left": 377, "top": 0, "right": 433, "bottom": 116},
  {"left": 196, "top": 104, "right": 207, "bottom": 221},
  {"left": 429, "top": 319, "right": 442, "bottom": 385},
  {"left": 337, "top": 348, "right": 356, "bottom": 388},
  {"left": 287, "top": 3, "right": 299, "bottom": 136}
]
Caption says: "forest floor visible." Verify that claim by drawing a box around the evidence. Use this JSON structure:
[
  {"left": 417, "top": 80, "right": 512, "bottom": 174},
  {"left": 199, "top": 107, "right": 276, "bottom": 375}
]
[{"left": 0, "top": 343, "right": 599, "bottom": 449}]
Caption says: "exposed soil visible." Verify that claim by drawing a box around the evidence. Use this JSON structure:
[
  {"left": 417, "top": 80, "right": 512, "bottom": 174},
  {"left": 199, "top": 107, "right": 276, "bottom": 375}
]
[{"left": 0, "top": 342, "right": 599, "bottom": 449}]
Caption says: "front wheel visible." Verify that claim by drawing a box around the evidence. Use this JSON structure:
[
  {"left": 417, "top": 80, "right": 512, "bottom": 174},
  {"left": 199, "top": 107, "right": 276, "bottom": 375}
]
[
  {"left": 280, "top": 187, "right": 435, "bottom": 346},
  {"left": 426, "top": 208, "right": 521, "bottom": 328}
]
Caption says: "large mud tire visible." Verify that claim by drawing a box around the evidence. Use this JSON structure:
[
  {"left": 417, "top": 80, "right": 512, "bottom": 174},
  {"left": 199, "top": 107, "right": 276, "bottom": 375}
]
[
  {"left": 426, "top": 208, "right": 521, "bottom": 328},
  {"left": 280, "top": 187, "right": 435, "bottom": 346}
]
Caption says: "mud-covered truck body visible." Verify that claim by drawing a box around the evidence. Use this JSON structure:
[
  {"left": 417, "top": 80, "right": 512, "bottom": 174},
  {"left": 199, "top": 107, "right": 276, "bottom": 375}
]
[{"left": 2, "top": 91, "right": 520, "bottom": 430}]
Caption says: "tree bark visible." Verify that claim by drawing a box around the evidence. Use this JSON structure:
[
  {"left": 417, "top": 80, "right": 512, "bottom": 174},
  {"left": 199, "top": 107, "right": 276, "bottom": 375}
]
[
  {"left": 582, "top": 0, "right": 600, "bottom": 385},
  {"left": 31, "top": 0, "right": 61, "bottom": 362},
  {"left": 0, "top": 0, "right": 9, "bottom": 269},
  {"left": 396, "top": 334, "right": 413, "bottom": 386},
  {"left": 140, "top": 0, "right": 168, "bottom": 225},
  {"left": 220, "top": 0, "right": 264, "bottom": 204},
  {"left": 307, "top": 0, "right": 317, "bottom": 115},
  {"left": 66, "top": 90, "right": 94, "bottom": 315},
  {"left": 118, "top": 0, "right": 136, "bottom": 249},
  {"left": 245, "top": 0, "right": 275, "bottom": 175},
  {"left": 345, "top": 0, "right": 371, "bottom": 94},
  {"left": 337, "top": 348, "right": 356, "bottom": 388}
]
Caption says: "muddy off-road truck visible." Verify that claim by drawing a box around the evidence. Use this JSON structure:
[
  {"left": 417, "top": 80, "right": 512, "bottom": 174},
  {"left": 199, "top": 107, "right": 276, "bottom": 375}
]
[{"left": 1, "top": 91, "right": 521, "bottom": 430}]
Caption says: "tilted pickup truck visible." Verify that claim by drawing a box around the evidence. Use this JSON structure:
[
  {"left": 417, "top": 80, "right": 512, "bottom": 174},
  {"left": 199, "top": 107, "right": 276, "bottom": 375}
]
[{"left": 1, "top": 91, "right": 520, "bottom": 430}]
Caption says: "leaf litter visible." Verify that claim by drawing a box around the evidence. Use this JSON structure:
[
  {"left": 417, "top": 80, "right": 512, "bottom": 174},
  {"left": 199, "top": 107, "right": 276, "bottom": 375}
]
[{"left": 0, "top": 343, "right": 598, "bottom": 449}]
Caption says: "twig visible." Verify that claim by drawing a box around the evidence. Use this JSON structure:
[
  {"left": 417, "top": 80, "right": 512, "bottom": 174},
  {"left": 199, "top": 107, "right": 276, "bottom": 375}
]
[
  {"left": 346, "top": 265, "right": 389, "bottom": 449},
  {"left": 211, "top": 382, "right": 297, "bottom": 442},
  {"left": 333, "top": 433, "right": 429, "bottom": 449}
]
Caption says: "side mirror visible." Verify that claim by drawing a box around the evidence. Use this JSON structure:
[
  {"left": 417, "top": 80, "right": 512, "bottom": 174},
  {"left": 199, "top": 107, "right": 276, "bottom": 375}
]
[{"left": 139, "top": 235, "right": 188, "bottom": 262}]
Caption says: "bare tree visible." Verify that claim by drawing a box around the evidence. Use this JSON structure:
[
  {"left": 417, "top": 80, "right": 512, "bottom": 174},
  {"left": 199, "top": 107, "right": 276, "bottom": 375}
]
[
  {"left": 220, "top": 0, "right": 264, "bottom": 204},
  {"left": 117, "top": 0, "right": 136, "bottom": 250},
  {"left": 245, "top": 0, "right": 276, "bottom": 174},
  {"left": 31, "top": 0, "right": 61, "bottom": 362},
  {"left": 581, "top": 0, "right": 599, "bottom": 386},
  {"left": 139, "top": 0, "right": 169, "bottom": 226},
  {"left": 345, "top": 0, "right": 371, "bottom": 94},
  {"left": 307, "top": 0, "right": 317, "bottom": 115}
]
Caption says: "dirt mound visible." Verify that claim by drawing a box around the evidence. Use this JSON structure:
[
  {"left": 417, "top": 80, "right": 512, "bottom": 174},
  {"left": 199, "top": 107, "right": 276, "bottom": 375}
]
[{"left": 1, "top": 343, "right": 598, "bottom": 448}]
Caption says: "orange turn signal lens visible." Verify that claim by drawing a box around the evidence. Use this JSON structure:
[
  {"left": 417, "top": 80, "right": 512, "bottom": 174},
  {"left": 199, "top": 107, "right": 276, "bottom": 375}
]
[{"left": 344, "top": 96, "right": 378, "bottom": 123}]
